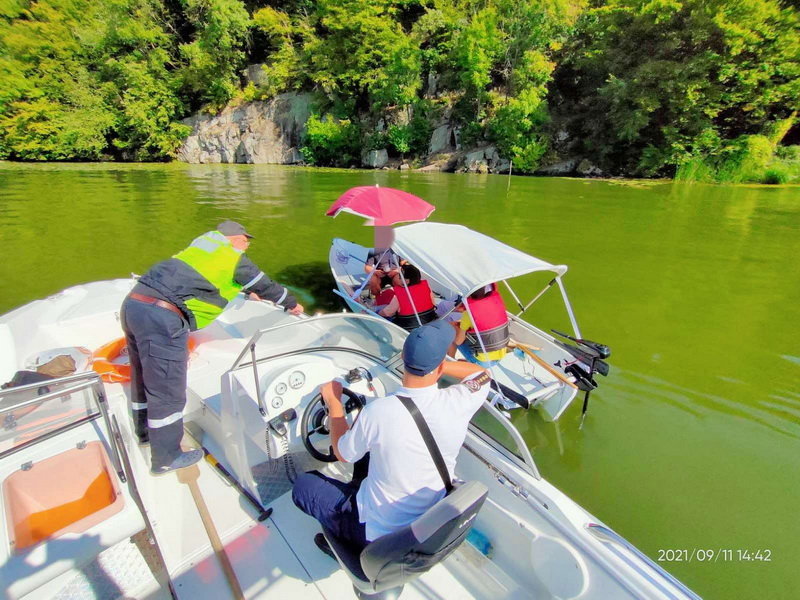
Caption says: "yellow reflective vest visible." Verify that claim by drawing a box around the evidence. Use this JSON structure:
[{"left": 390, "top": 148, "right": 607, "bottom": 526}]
[{"left": 173, "top": 231, "right": 244, "bottom": 329}]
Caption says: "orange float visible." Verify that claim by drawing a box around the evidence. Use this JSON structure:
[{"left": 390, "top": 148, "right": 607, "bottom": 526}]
[{"left": 91, "top": 337, "right": 197, "bottom": 383}]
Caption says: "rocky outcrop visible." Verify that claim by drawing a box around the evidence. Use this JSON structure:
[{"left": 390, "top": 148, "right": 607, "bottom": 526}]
[
  {"left": 535, "top": 158, "right": 580, "bottom": 176},
  {"left": 244, "top": 63, "right": 269, "bottom": 87},
  {"left": 575, "top": 159, "right": 604, "bottom": 177},
  {"left": 459, "top": 146, "right": 509, "bottom": 174},
  {"left": 362, "top": 149, "right": 389, "bottom": 169},
  {"left": 429, "top": 125, "right": 455, "bottom": 154},
  {"left": 177, "top": 93, "right": 312, "bottom": 164}
]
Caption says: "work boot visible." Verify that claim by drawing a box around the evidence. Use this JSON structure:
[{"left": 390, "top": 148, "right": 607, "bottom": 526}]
[
  {"left": 314, "top": 533, "right": 336, "bottom": 560},
  {"left": 136, "top": 432, "right": 150, "bottom": 446},
  {"left": 150, "top": 449, "right": 203, "bottom": 476}
]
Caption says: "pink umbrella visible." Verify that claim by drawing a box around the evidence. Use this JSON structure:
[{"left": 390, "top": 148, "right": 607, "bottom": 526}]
[{"left": 326, "top": 185, "right": 435, "bottom": 226}]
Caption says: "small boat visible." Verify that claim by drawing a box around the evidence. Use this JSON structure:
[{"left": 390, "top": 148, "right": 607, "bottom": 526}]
[
  {"left": 0, "top": 279, "right": 697, "bottom": 599},
  {"left": 330, "top": 222, "right": 611, "bottom": 421}
]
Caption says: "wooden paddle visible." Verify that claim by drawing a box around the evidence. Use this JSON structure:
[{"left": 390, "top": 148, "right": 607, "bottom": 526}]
[
  {"left": 177, "top": 463, "right": 245, "bottom": 600},
  {"left": 509, "top": 339, "right": 578, "bottom": 390}
]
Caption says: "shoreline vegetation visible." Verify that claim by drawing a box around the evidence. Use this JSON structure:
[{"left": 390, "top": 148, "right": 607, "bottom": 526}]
[{"left": 1, "top": 0, "right": 797, "bottom": 184}]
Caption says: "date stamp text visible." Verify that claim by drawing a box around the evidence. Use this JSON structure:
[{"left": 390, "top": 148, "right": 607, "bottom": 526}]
[{"left": 657, "top": 549, "right": 772, "bottom": 563}]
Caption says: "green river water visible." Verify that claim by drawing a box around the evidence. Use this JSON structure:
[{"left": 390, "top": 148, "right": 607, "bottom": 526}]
[{"left": 0, "top": 163, "right": 798, "bottom": 599}]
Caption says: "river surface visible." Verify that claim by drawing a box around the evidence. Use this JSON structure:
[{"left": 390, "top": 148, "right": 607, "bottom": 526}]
[{"left": 1, "top": 162, "right": 798, "bottom": 599}]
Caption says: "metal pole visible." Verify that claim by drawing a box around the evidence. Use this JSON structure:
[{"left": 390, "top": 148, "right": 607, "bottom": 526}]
[
  {"left": 462, "top": 299, "right": 507, "bottom": 406},
  {"left": 94, "top": 381, "right": 126, "bottom": 482},
  {"left": 352, "top": 248, "right": 390, "bottom": 300},
  {"left": 502, "top": 280, "right": 525, "bottom": 313},
  {"left": 250, "top": 343, "right": 266, "bottom": 416},
  {"left": 394, "top": 255, "right": 422, "bottom": 327},
  {"left": 111, "top": 416, "right": 178, "bottom": 600},
  {"left": 556, "top": 277, "right": 582, "bottom": 339},
  {"left": 516, "top": 279, "right": 556, "bottom": 317}
]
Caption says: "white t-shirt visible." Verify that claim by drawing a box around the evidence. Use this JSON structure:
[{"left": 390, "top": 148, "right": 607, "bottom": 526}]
[{"left": 338, "top": 372, "right": 491, "bottom": 541}]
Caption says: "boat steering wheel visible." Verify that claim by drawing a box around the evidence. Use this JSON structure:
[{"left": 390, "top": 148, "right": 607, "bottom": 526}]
[{"left": 301, "top": 388, "right": 364, "bottom": 462}]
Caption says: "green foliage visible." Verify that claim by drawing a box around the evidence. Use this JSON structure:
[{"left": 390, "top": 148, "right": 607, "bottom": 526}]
[
  {"left": 364, "top": 130, "right": 388, "bottom": 151},
  {"left": 0, "top": 0, "right": 796, "bottom": 178},
  {"left": 676, "top": 129, "right": 799, "bottom": 184},
  {"left": 303, "top": 0, "right": 421, "bottom": 110},
  {"left": 556, "top": 0, "right": 800, "bottom": 176},
  {"left": 300, "top": 114, "right": 361, "bottom": 167},
  {"left": 0, "top": 0, "right": 251, "bottom": 160},
  {"left": 179, "top": 0, "right": 252, "bottom": 109},
  {"left": 386, "top": 124, "right": 411, "bottom": 155},
  {"left": 251, "top": 6, "right": 305, "bottom": 98},
  {"left": 762, "top": 167, "right": 788, "bottom": 185}
]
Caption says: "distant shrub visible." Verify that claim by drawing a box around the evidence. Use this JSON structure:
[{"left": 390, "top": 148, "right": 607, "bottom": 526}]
[
  {"left": 387, "top": 124, "right": 411, "bottom": 156},
  {"left": 762, "top": 167, "right": 789, "bottom": 185},
  {"left": 364, "top": 130, "right": 387, "bottom": 152},
  {"left": 300, "top": 114, "right": 361, "bottom": 167},
  {"left": 776, "top": 145, "right": 800, "bottom": 162}
]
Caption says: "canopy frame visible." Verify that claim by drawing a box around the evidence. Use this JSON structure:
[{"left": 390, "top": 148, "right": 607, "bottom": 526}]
[{"left": 390, "top": 223, "right": 583, "bottom": 341}]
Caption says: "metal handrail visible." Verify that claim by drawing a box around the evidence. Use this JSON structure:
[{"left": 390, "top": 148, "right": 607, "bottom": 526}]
[
  {"left": 586, "top": 524, "right": 702, "bottom": 600},
  {"left": 0, "top": 371, "right": 126, "bottom": 481},
  {"left": 230, "top": 312, "right": 406, "bottom": 371},
  {"left": 476, "top": 396, "right": 540, "bottom": 479},
  {"left": 0, "top": 378, "right": 99, "bottom": 414}
]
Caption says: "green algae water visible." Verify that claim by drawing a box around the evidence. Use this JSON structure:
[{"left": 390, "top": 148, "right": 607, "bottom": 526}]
[{"left": 1, "top": 162, "right": 798, "bottom": 599}]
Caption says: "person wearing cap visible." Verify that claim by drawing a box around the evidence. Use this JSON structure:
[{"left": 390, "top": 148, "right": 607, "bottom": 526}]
[
  {"left": 292, "top": 321, "right": 492, "bottom": 554},
  {"left": 121, "top": 221, "right": 304, "bottom": 475}
]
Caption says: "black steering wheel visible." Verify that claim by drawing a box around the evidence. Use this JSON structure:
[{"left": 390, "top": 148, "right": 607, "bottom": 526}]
[{"left": 301, "top": 388, "right": 364, "bottom": 462}]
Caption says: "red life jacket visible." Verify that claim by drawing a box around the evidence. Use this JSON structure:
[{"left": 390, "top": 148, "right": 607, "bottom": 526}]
[
  {"left": 464, "top": 285, "right": 509, "bottom": 353},
  {"left": 392, "top": 281, "right": 437, "bottom": 330},
  {"left": 375, "top": 288, "right": 396, "bottom": 306},
  {"left": 394, "top": 281, "right": 435, "bottom": 316}
]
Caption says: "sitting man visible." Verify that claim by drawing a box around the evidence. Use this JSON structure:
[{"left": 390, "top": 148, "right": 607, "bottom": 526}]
[
  {"left": 364, "top": 247, "right": 406, "bottom": 299},
  {"left": 449, "top": 283, "right": 510, "bottom": 368},
  {"left": 378, "top": 264, "right": 437, "bottom": 330},
  {"left": 292, "top": 321, "right": 492, "bottom": 554}
]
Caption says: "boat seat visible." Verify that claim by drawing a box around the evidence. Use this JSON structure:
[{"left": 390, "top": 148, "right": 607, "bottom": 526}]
[{"left": 323, "top": 480, "right": 488, "bottom": 599}]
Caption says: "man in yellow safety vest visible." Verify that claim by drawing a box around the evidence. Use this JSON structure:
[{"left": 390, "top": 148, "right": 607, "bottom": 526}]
[{"left": 121, "top": 220, "right": 303, "bottom": 475}]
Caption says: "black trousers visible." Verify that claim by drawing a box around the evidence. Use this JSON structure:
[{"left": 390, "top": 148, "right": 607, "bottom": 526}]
[
  {"left": 121, "top": 295, "right": 189, "bottom": 468},
  {"left": 292, "top": 454, "right": 371, "bottom": 548}
]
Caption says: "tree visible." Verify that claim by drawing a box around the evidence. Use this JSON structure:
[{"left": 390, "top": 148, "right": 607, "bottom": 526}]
[{"left": 554, "top": 0, "right": 800, "bottom": 175}]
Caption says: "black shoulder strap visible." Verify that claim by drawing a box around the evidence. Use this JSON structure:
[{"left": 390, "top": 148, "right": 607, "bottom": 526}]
[{"left": 396, "top": 395, "right": 453, "bottom": 494}]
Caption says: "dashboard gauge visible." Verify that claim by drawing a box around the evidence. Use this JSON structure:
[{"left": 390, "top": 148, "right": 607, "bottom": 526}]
[
  {"left": 275, "top": 382, "right": 288, "bottom": 395},
  {"left": 289, "top": 370, "right": 305, "bottom": 389},
  {"left": 271, "top": 397, "right": 284, "bottom": 409}
]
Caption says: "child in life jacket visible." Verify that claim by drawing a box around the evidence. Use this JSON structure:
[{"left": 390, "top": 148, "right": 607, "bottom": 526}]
[
  {"left": 378, "top": 264, "right": 437, "bottom": 330},
  {"left": 448, "top": 284, "right": 510, "bottom": 367}
]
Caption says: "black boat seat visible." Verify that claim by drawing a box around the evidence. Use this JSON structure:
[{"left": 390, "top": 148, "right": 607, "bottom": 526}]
[{"left": 322, "top": 480, "right": 488, "bottom": 599}]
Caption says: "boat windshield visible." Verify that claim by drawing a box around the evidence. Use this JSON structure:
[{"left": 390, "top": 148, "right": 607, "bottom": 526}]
[
  {"left": 231, "top": 313, "right": 406, "bottom": 370},
  {"left": 0, "top": 372, "right": 102, "bottom": 459}
]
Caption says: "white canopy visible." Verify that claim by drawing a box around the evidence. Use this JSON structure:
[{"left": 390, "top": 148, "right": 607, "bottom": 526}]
[{"left": 392, "top": 223, "right": 567, "bottom": 297}]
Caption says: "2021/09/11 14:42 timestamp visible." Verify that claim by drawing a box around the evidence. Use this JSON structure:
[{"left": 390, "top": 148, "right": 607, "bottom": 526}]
[{"left": 657, "top": 549, "right": 772, "bottom": 562}]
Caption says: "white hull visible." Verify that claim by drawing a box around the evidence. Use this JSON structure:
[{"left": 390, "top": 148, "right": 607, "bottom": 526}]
[{"left": 0, "top": 281, "right": 699, "bottom": 600}]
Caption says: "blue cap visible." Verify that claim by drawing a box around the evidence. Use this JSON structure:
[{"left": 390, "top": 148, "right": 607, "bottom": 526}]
[{"left": 403, "top": 321, "right": 456, "bottom": 376}]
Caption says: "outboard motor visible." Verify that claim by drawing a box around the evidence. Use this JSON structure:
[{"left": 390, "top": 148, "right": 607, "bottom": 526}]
[{"left": 322, "top": 480, "right": 489, "bottom": 599}]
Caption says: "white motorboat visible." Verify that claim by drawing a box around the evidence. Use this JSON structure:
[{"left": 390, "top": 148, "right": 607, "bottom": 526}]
[
  {"left": 329, "top": 222, "right": 611, "bottom": 422},
  {"left": 0, "top": 279, "right": 699, "bottom": 599}
]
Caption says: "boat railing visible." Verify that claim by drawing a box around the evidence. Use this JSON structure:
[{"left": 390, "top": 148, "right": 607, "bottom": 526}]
[
  {"left": 0, "top": 371, "right": 125, "bottom": 481},
  {"left": 231, "top": 312, "right": 406, "bottom": 371},
  {"left": 585, "top": 523, "right": 702, "bottom": 600},
  {"left": 470, "top": 396, "right": 541, "bottom": 479}
]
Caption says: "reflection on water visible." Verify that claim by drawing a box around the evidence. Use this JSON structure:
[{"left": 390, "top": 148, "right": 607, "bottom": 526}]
[{"left": 1, "top": 163, "right": 799, "bottom": 598}]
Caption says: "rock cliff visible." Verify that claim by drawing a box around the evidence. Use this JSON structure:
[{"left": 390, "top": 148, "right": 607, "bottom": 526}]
[{"left": 177, "top": 93, "right": 312, "bottom": 164}]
